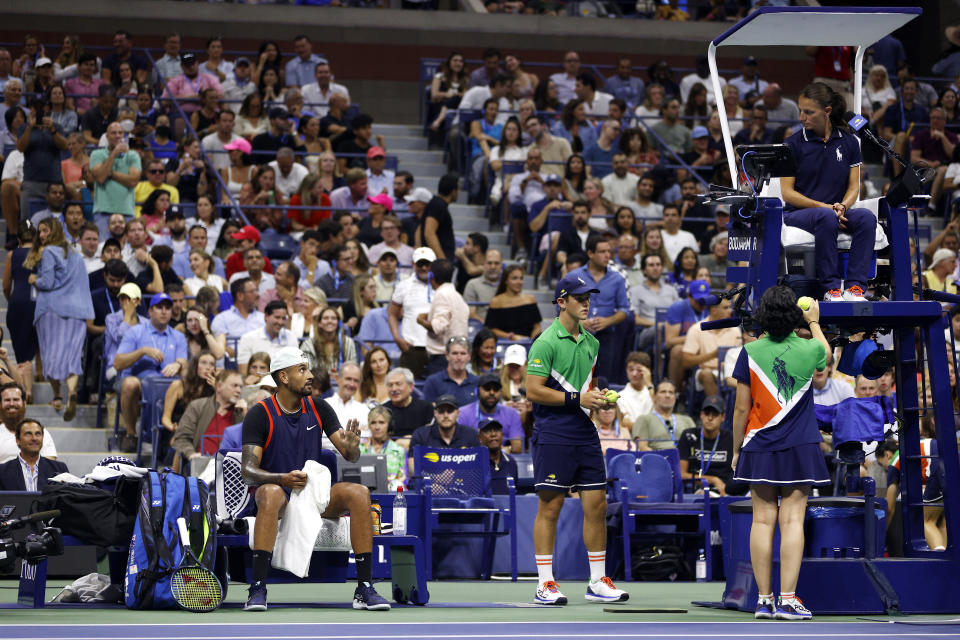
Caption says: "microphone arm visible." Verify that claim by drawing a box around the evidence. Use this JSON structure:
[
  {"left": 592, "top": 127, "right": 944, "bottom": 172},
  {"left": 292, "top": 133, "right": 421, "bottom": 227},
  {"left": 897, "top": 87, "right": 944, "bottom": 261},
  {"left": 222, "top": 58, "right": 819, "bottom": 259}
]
[{"left": 844, "top": 112, "right": 911, "bottom": 170}]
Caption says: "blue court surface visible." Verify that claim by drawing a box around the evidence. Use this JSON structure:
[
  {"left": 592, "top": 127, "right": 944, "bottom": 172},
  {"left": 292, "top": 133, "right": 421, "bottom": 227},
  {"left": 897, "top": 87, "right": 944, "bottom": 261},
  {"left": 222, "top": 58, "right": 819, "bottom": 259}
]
[{"left": 5, "top": 620, "right": 960, "bottom": 640}]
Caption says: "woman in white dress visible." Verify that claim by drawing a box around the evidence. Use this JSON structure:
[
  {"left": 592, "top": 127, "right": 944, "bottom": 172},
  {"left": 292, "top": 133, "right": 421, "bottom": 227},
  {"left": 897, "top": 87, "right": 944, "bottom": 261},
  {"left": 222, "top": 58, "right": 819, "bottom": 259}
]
[{"left": 183, "top": 249, "right": 228, "bottom": 296}]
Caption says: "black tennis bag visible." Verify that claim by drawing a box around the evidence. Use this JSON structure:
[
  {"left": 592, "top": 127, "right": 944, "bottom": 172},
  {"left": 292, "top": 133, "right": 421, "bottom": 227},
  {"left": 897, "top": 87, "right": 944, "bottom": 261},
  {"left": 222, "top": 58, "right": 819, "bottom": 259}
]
[
  {"left": 630, "top": 544, "right": 690, "bottom": 581},
  {"left": 124, "top": 470, "right": 216, "bottom": 609},
  {"left": 36, "top": 477, "right": 139, "bottom": 547}
]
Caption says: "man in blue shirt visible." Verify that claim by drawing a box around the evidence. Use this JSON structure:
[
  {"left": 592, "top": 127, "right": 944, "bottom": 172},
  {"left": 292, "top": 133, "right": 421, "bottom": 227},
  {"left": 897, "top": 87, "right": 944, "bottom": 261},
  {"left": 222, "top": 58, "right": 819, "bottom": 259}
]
[
  {"left": 458, "top": 371, "right": 524, "bottom": 453},
  {"left": 211, "top": 277, "right": 266, "bottom": 348},
  {"left": 478, "top": 420, "right": 519, "bottom": 495},
  {"left": 581, "top": 120, "right": 621, "bottom": 177},
  {"left": 881, "top": 78, "right": 928, "bottom": 177},
  {"left": 285, "top": 36, "right": 324, "bottom": 88},
  {"left": 604, "top": 57, "right": 645, "bottom": 111},
  {"left": 113, "top": 292, "right": 188, "bottom": 452},
  {"left": 569, "top": 236, "right": 631, "bottom": 383},
  {"left": 422, "top": 336, "right": 478, "bottom": 407}
]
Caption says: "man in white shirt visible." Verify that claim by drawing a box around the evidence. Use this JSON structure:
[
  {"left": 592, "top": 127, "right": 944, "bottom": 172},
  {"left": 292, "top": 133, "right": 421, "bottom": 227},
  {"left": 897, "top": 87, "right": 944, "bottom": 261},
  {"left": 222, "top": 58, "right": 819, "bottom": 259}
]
[
  {"left": 727, "top": 56, "right": 769, "bottom": 108},
  {"left": 221, "top": 57, "right": 257, "bottom": 114},
  {"left": 812, "top": 365, "right": 855, "bottom": 406},
  {"left": 78, "top": 222, "right": 102, "bottom": 273},
  {"left": 463, "top": 249, "right": 503, "bottom": 323},
  {"left": 417, "top": 259, "right": 469, "bottom": 375},
  {"left": 201, "top": 110, "right": 239, "bottom": 172},
  {"left": 758, "top": 83, "right": 800, "bottom": 126},
  {"left": 267, "top": 147, "right": 309, "bottom": 200},
  {"left": 632, "top": 173, "right": 664, "bottom": 220},
  {"left": 617, "top": 352, "right": 654, "bottom": 435},
  {"left": 365, "top": 146, "right": 394, "bottom": 196},
  {"left": 236, "top": 300, "right": 296, "bottom": 375},
  {"left": 456, "top": 75, "right": 510, "bottom": 126},
  {"left": 389, "top": 247, "right": 434, "bottom": 379},
  {"left": 324, "top": 363, "right": 369, "bottom": 444},
  {"left": 507, "top": 147, "right": 547, "bottom": 223},
  {"left": 300, "top": 60, "right": 349, "bottom": 118},
  {"left": 549, "top": 51, "right": 580, "bottom": 104},
  {"left": 229, "top": 248, "right": 277, "bottom": 295},
  {"left": 211, "top": 277, "right": 266, "bottom": 346},
  {"left": 601, "top": 153, "right": 640, "bottom": 206},
  {"left": 0, "top": 383, "right": 57, "bottom": 463},
  {"left": 153, "top": 33, "right": 182, "bottom": 87},
  {"left": 679, "top": 55, "right": 726, "bottom": 106},
  {"left": 575, "top": 73, "right": 613, "bottom": 118},
  {"left": 367, "top": 214, "right": 413, "bottom": 268},
  {"left": 660, "top": 204, "right": 699, "bottom": 263}
]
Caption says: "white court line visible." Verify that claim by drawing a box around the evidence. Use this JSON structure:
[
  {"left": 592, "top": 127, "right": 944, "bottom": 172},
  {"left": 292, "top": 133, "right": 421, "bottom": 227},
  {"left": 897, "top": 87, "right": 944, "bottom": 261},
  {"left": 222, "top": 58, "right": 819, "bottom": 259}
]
[
  {"left": 7, "top": 634, "right": 960, "bottom": 639},
  {"left": 13, "top": 620, "right": 927, "bottom": 627}
]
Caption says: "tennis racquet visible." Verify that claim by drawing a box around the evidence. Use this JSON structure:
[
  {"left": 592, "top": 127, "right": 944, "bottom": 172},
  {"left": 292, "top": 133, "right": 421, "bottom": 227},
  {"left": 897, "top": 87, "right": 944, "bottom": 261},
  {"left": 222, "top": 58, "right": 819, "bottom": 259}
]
[{"left": 171, "top": 516, "right": 223, "bottom": 612}]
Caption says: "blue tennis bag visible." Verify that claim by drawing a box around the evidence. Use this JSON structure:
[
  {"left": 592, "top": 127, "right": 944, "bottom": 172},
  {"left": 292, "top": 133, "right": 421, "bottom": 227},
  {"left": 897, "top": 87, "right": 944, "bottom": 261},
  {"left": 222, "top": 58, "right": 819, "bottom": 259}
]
[{"left": 125, "top": 470, "right": 216, "bottom": 609}]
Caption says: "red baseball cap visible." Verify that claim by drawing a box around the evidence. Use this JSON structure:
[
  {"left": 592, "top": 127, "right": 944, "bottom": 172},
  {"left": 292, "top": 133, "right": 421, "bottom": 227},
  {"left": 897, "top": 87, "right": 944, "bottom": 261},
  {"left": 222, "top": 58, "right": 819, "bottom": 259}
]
[
  {"left": 366, "top": 146, "right": 386, "bottom": 159},
  {"left": 232, "top": 225, "right": 261, "bottom": 243}
]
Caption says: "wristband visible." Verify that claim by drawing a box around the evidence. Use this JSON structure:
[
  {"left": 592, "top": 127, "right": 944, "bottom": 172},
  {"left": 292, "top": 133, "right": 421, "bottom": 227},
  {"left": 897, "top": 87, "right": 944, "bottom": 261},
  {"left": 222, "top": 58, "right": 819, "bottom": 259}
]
[{"left": 564, "top": 391, "right": 580, "bottom": 408}]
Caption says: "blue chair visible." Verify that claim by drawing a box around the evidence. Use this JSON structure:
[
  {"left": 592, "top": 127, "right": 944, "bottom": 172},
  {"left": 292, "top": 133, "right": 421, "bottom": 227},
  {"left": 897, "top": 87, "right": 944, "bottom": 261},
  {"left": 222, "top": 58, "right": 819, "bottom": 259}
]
[
  {"left": 138, "top": 376, "right": 177, "bottom": 467},
  {"left": 224, "top": 336, "right": 241, "bottom": 370},
  {"left": 413, "top": 445, "right": 517, "bottom": 581},
  {"left": 259, "top": 233, "right": 299, "bottom": 260},
  {"left": 604, "top": 448, "right": 713, "bottom": 581}
]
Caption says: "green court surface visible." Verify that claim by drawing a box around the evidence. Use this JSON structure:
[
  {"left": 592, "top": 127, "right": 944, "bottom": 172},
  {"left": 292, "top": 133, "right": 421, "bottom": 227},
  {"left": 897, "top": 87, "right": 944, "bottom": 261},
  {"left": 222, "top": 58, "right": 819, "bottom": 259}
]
[{"left": 1, "top": 579, "right": 956, "bottom": 624}]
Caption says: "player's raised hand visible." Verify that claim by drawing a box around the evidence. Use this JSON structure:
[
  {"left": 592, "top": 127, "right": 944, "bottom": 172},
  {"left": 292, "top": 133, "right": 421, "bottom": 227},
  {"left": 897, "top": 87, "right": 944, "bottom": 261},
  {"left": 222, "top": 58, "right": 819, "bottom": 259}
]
[{"left": 343, "top": 418, "right": 362, "bottom": 446}]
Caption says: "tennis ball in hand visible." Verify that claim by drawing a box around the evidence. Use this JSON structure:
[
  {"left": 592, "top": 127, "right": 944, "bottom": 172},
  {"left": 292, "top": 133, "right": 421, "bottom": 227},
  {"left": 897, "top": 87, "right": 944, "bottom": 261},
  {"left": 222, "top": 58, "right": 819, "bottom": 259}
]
[
  {"left": 604, "top": 390, "right": 619, "bottom": 403},
  {"left": 797, "top": 296, "right": 814, "bottom": 311}
]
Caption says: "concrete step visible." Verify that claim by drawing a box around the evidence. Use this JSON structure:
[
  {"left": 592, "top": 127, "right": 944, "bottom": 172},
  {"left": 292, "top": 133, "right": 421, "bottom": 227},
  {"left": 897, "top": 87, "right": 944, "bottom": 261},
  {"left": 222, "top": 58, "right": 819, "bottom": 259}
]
[
  {"left": 398, "top": 162, "right": 446, "bottom": 179},
  {"left": 56, "top": 452, "right": 114, "bottom": 477},
  {"left": 391, "top": 150, "right": 444, "bottom": 166},
  {"left": 26, "top": 403, "right": 100, "bottom": 427},
  {"left": 374, "top": 124, "right": 422, "bottom": 137},
  {"left": 381, "top": 134, "right": 429, "bottom": 151},
  {"left": 45, "top": 426, "right": 109, "bottom": 452}
]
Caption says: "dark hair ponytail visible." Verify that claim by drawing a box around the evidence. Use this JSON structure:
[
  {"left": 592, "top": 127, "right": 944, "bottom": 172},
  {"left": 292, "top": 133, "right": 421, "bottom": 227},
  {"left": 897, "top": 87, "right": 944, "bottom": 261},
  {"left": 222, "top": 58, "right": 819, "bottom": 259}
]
[{"left": 799, "top": 81, "right": 847, "bottom": 129}]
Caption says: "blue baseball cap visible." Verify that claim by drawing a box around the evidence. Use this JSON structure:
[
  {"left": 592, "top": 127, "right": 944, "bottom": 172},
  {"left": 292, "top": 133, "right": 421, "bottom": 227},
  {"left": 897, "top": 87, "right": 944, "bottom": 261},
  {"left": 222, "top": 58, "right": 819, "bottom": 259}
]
[
  {"left": 149, "top": 292, "right": 173, "bottom": 308},
  {"left": 687, "top": 279, "right": 711, "bottom": 303},
  {"left": 691, "top": 125, "right": 709, "bottom": 139},
  {"left": 554, "top": 273, "right": 600, "bottom": 303}
]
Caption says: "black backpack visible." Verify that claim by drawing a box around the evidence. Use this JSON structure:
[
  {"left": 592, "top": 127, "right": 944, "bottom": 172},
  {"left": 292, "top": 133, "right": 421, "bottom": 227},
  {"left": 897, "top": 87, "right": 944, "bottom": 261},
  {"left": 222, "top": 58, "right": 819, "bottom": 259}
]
[
  {"left": 630, "top": 544, "right": 691, "bottom": 581},
  {"left": 37, "top": 477, "right": 140, "bottom": 547}
]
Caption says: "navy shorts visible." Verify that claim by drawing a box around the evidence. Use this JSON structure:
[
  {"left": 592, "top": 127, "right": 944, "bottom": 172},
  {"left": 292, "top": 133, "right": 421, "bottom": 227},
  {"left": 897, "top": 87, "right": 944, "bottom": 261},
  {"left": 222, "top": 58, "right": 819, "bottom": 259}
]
[{"left": 533, "top": 440, "right": 606, "bottom": 492}]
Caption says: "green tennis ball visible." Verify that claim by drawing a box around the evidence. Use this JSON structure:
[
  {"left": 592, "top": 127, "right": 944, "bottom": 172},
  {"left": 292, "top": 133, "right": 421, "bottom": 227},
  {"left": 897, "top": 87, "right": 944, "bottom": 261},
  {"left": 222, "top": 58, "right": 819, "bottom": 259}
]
[
  {"left": 797, "top": 296, "right": 813, "bottom": 311},
  {"left": 604, "top": 390, "right": 619, "bottom": 403}
]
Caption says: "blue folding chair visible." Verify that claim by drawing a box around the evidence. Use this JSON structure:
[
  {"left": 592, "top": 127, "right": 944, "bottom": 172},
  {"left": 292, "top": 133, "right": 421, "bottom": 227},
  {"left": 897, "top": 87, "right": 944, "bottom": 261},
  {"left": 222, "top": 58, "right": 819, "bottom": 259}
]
[
  {"left": 259, "top": 232, "right": 299, "bottom": 260},
  {"left": 138, "top": 376, "right": 177, "bottom": 467},
  {"left": 604, "top": 448, "right": 712, "bottom": 582},
  {"left": 413, "top": 445, "right": 517, "bottom": 581}
]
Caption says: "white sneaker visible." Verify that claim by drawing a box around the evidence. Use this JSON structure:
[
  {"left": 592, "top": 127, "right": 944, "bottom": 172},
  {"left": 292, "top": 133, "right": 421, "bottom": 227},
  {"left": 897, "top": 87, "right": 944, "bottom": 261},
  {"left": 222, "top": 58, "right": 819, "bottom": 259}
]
[
  {"left": 535, "top": 580, "right": 568, "bottom": 605},
  {"left": 823, "top": 289, "right": 843, "bottom": 302},
  {"left": 842, "top": 285, "right": 867, "bottom": 302},
  {"left": 585, "top": 576, "right": 629, "bottom": 602}
]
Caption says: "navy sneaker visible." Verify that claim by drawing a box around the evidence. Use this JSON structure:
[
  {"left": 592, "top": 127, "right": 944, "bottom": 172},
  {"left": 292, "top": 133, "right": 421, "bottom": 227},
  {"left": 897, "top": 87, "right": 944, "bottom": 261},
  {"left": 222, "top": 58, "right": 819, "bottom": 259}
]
[
  {"left": 754, "top": 599, "right": 775, "bottom": 619},
  {"left": 353, "top": 582, "right": 391, "bottom": 610},
  {"left": 775, "top": 597, "right": 813, "bottom": 620},
  {"left": 244, "top": 581, "right": 267, "bottom": 611}
]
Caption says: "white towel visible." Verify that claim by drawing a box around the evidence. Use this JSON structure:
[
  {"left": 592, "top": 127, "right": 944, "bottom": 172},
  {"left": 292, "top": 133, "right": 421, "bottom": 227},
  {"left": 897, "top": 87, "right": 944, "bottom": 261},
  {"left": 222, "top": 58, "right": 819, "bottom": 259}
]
[{"left": 271, "top": 460, "right": 331, "bottom": 577}]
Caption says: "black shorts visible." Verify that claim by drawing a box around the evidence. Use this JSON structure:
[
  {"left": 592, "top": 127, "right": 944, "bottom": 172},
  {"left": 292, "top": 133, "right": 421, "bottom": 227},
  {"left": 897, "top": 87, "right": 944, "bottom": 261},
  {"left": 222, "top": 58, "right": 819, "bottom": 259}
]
[{"left": 533, "top": 440, "right": 606, "bottom": 492}]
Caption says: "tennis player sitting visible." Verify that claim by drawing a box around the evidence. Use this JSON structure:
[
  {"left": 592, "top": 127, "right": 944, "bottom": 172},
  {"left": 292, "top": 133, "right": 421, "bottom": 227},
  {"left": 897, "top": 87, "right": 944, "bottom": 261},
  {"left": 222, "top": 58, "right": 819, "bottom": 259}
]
[
  {"left": 525, "top": 273, "right": 629, "bottom": 605},
  {"left": 240, "top": 346, "right": 391, "bottom": 612}
]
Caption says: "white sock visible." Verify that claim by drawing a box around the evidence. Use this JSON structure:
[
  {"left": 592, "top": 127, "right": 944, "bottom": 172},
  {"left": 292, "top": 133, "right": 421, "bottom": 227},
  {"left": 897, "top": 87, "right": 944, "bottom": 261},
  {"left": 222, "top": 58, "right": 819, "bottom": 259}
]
[
  {"left": 780, "top": 591, "right": 796, "bottom": 604},
  {"left": 587, "top": 550, "right": 606, "bottom": 582},
  {"left": 535, "top": 554, "right": 554, "bottom": 584},
  {"left": 758, "top": 592, "right": 773, "bottom": 604}
]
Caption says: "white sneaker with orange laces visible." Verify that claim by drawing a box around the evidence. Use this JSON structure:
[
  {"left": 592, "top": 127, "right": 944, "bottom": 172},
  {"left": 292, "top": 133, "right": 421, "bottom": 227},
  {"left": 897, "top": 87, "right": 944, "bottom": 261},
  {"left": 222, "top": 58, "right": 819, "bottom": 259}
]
[
  {"left": 843, "top": 285, "right": 867, "bottom": 302},
  {"left": 823, "top": 289, "right": 843, "bottom": 302},
  {"left": 585, "top": 576, "right": 629, "bottom": 602},
  {"left": 535, "top": 580, "right": 568, "bottom": 605}
]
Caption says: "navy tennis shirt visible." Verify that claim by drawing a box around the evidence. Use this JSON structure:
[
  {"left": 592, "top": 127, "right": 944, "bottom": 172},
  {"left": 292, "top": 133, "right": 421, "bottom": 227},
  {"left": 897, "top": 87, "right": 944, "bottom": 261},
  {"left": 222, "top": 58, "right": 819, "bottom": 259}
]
[{"left": 783, "top": 127, "right": 862, "bottom": 211}]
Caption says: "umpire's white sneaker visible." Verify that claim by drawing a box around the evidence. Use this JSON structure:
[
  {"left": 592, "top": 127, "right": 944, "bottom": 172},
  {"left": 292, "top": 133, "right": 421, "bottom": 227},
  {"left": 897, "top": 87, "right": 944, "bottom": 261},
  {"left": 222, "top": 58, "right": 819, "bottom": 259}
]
[
  {"left": 585, "top": 576, "right": 629, "bottom": 602},
  {"left": 535, "top": 580, "right": 568, "bottom": 605}
]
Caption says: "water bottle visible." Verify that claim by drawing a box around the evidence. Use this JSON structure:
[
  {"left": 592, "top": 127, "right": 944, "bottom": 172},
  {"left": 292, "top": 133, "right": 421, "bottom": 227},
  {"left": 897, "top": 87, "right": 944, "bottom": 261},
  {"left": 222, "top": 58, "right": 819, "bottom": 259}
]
[
  {"left": 696, "top": 549, "right": 706, "bottom": 582},
  {"left": 393, "top": 486, "right": 407, "bottom": 536}
]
